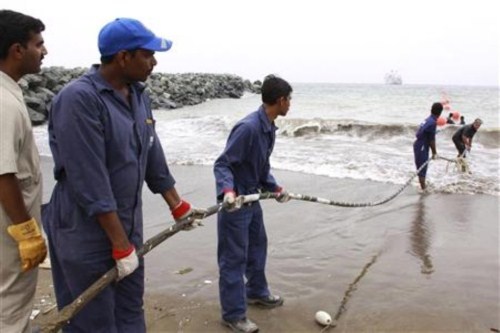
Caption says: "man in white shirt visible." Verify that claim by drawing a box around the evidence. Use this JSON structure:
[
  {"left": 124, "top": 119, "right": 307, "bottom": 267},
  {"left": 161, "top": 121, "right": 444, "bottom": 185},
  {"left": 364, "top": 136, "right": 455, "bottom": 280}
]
[{"left": 0, "top": 9, "right": 48, "bottom": 333}]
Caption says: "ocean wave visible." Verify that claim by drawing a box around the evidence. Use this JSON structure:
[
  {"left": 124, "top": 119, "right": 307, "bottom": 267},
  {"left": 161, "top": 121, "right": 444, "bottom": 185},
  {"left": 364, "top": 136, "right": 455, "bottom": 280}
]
[
  {"left": 434, "top": 177, "right": 500, "bottom": 196},
  {"left": 33, "top": 113, "right": 499, "bottom": 197},
  {"left": 436, "top": 126, "right": 500, "bottom": 148},
  {"left": 277, "top": 118, "right": 500, "bottom": 148}
]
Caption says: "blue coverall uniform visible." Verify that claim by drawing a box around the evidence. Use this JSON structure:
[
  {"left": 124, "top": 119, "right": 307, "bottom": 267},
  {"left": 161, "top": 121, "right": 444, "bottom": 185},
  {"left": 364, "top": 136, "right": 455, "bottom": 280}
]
[
  {"left": 413, "top": 115, "right": 438, "bottom": 177},
  {"left": 42, "top": 66, "right": 175, "bottom": 333},
  {"left": 213, "top": 106, "right": 280, "bottom": 322}
]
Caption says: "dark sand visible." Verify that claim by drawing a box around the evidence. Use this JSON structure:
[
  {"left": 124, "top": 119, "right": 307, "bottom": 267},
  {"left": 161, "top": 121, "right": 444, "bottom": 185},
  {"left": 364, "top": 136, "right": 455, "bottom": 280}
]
[{"left": 34, "top": 157, "right": 499, "bottom": 332}]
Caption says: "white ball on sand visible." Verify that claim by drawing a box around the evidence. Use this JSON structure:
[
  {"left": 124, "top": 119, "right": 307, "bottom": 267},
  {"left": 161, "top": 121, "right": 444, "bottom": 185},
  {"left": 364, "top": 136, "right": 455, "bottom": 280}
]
[{"left": 315, "top": 310, "right": 332, "bottom": 326}]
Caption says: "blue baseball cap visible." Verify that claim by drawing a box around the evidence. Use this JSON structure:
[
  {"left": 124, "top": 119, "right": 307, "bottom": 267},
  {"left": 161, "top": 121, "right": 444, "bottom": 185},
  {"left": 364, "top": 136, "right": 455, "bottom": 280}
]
[{"left": 98, "top": 18, "right": 173, "bottom": 56}]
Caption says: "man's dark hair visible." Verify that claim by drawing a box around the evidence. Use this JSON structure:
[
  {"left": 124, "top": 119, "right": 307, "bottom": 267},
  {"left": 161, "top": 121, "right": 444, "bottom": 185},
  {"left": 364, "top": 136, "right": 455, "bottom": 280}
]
[
  {"left": 261, "top": 74, "right": 292, "bottom": 105},
  {"left": 100, "top": 54, "right": 114, "bottom": 64},
  {"left": 431, "top": 102, "right": 443, "bottom": 116},
  {"left": 0, "top": 10, "right": 45, "bottom": 59},
  {"left": 100, "top": 49, "right": 139, "bottom": 64}
]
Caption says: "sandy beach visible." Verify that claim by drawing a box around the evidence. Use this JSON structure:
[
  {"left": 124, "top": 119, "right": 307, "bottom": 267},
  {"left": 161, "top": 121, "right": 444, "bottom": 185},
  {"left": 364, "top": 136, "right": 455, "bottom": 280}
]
[{"left": 34, "top": 156, "right": 499, "bottom": 332}]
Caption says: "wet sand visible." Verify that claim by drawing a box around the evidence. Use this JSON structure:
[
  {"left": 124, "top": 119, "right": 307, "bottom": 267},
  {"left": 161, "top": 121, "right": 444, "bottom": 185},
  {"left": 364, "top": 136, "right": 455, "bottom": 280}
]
[{"left": 34, "top": 157, "right": 499, "bottom": 332}]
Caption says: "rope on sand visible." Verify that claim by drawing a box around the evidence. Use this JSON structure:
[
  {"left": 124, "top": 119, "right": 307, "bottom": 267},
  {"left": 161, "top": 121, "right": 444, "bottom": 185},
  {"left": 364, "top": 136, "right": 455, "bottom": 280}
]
[{"left": 318, "top": 253, "right": 380, "bottom": 332}]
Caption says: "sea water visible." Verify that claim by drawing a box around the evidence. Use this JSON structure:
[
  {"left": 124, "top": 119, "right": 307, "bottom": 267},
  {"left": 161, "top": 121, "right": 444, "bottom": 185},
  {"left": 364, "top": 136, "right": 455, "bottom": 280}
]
[{"left": 33, "top": 83, "right": 499, "bottom": 196}]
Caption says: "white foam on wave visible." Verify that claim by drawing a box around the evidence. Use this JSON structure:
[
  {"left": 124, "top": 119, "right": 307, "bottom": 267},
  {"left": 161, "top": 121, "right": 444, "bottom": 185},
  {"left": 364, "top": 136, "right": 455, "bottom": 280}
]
[
  {"left": 271, "top": 131, "right": 499, "bottom": 196},
  {"left": 155, "top": 115, "right": 230, "bottom": 165}
]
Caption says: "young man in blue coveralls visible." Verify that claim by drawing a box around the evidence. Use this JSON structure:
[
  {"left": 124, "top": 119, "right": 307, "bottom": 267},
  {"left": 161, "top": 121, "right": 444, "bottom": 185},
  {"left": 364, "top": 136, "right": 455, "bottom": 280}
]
[
  {"left": 42, "top": 18, "right": 204, "bottom": 332},
  {"left": 214, "top": 75, "right": 292, "bottom": 333},
  {"left": 413, "top": 102, "right": 443, "bottom": 191}
]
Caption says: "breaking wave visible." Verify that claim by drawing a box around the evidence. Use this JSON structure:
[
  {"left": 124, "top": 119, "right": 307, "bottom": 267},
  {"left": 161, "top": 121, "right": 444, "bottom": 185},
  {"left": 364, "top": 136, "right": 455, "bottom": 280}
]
[{"left": 277, "top": 118, "right": 500, "bottom": 148}]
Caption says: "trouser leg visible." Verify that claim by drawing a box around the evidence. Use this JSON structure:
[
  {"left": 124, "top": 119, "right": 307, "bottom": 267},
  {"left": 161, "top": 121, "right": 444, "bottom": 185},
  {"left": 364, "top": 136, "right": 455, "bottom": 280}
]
[
  {"left": 414, "top": 146, "right": 429, "bottom": 177},
  {"left": 115, "top": 260, "right": 146, "bottom": 333},
  {"left": 0, "top": 232, "right": 37, "bottom": 333},
  {"left": 453, "top": 138, "right": 465, "bottom": 156},
  {"left": 51, "top": 247, "right": 146, "bottom": 333},
  {"left": 218, "top": 207, "right": 252, "bottom": 321},
  {"left": 245, "top": 204, "right": 269, "bottom": 299}
]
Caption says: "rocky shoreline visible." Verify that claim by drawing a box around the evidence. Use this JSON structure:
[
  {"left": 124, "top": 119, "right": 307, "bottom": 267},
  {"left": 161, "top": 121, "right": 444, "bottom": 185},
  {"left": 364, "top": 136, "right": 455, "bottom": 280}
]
[{"left": 20, "top": 66, "right": 262, "bottom": 125}]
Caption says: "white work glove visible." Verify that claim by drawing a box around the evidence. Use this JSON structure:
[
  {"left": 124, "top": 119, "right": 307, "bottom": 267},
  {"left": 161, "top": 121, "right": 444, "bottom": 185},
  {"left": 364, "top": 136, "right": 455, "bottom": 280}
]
[
  {"left": 275, "top": 186, "right": 291, "bottom": 203},
  {"left": 113, "top": 245, "right": 139, "bottom": 281},
  {"left": 223, "top": 190, "right": 241, "bottom": 212}
]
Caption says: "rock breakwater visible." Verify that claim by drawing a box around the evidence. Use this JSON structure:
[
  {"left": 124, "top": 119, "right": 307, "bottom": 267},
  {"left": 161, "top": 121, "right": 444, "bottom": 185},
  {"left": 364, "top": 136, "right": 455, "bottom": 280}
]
[{"left": 20, "top": 66, "right": 261, "bottom": 125}]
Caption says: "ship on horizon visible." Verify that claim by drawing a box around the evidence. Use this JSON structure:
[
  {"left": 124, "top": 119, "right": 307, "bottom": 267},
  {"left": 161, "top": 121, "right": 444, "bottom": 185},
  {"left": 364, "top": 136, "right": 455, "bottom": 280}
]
[{"left": 384, "top": 70, "right": 402, "bottom": 85}]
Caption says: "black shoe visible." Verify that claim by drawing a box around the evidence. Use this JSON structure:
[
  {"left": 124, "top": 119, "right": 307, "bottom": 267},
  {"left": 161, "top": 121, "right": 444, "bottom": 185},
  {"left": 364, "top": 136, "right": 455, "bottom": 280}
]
[
  {"left": 247, "top": 294, "right": 284, "bottom": 308},
  {"left": 222, "top": 317, "right": 259, "bottom": 333}
]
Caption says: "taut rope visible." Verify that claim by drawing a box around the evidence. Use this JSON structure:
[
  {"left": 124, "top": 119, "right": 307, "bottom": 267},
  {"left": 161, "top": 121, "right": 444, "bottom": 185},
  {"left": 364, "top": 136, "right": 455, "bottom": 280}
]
[{"left": 251, "top": 158, "right": 433, "bottom": 208}]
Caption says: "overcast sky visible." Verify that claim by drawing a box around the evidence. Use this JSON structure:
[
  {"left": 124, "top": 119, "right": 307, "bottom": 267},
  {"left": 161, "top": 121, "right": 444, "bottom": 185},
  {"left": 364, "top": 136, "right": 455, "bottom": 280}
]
[{"left": 8, "top": 0, "right": 500, "bottom": 86}]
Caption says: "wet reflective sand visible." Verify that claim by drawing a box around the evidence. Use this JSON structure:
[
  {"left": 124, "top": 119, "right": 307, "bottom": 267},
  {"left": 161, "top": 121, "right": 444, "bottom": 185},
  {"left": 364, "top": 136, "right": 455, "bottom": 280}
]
[{"left": 36, "top": 160, "right": 499, "bottom": 332}]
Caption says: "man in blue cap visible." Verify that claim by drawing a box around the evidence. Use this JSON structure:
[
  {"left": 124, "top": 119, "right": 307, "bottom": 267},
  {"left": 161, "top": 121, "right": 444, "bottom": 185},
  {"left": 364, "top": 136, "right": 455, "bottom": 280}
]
[
  {"left": 42, "top": 18, "right": 203, "bottom": 332},
  {"left": 214, "top": 75, "right": 292, "bottom": 333}
]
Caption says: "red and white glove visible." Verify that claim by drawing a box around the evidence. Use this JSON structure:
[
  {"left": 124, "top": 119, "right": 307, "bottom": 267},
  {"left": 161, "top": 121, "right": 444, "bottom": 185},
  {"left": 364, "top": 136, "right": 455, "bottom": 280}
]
[
  {"left": 171, "top": 200, "right": 193, "bottom": 221},
  {"left": 275, "top": 186, "right": 291, "bottom": 203},
  {"left": 171, "top": 199, "right": 206, "bottom": 229},
  {"left": 113, "top": 245, "right": 139, "bottom": 280}
]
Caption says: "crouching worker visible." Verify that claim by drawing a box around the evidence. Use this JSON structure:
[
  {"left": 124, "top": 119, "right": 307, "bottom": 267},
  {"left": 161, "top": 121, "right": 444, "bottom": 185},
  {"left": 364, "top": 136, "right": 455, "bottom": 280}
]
[
  {"left": 452, "top": 118, "right": 482, "bottom": 173},
  {"left": 452, "top": 118, "right": 482, "bottom": 158}
]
